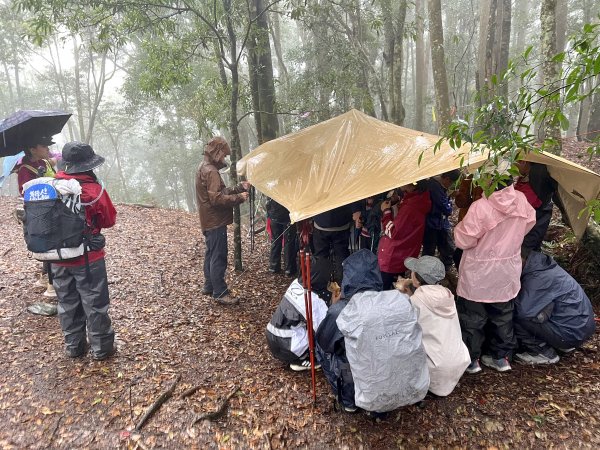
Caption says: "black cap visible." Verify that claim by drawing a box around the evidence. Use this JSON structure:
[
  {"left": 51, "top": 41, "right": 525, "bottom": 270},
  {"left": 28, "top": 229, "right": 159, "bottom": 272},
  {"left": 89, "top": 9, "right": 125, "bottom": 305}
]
[
  {"left": 27, "top": 136, "right": 55, "bottom": 147},
  {"left": 61, "top": 141, "right": 105, "bottom": 174}
]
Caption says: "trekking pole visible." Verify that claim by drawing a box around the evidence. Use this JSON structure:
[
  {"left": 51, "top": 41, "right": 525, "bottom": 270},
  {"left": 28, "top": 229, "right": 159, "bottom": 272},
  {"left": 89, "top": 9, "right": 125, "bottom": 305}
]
[
  {"left": 299, "top": 225, "right": 317, "bottom": 404},
  {"left": 249, "top": 186, "right": 255, "bottom": 252}
]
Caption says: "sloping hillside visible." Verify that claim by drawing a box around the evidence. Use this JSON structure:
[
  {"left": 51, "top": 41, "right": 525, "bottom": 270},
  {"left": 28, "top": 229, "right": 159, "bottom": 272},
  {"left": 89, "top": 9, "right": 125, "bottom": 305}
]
[{"left": 0, "top": 196, "right": 599, "bottom": 449}]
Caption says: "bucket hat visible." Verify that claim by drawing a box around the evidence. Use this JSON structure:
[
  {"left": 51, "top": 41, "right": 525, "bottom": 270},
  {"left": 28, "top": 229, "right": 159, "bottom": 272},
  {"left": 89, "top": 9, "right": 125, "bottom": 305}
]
[{"left": 61, "top": 141, "right": 105, "bottom": 174}]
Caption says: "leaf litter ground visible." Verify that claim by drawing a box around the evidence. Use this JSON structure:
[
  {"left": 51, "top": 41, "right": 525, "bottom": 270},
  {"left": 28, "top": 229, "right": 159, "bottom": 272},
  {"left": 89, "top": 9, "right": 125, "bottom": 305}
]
[{"left": 1, "top": 142, "right": 599, "bottom": 449}]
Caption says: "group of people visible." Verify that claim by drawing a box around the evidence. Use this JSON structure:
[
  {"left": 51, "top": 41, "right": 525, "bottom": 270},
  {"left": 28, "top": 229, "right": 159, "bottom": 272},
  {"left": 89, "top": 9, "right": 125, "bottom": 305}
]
[
  {"left": 264, "top": 155, "right": 596, "bottom": 414},
  {"left": 16, "top": 136, "right": 117, "bottom": 360}
]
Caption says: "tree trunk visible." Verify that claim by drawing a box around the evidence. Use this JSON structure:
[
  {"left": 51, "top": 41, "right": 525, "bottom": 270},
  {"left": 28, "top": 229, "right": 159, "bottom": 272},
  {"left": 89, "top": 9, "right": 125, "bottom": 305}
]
[
  {"left": 247, "top": 29, "right": 263, "bottom": 144},
  {"left": 555, "top": 0, "right": 567, "bottom": 54},
  {"left": 414, "top": 0, "right": 425, "bottom": 131},
  {"left": 496, "top": 0, "right": 511, "bottom": 101},
  {"left": 476, "top": 0, "right": 491, "bottom": 105},
  {"left": 254, "top": 0, "right": 279, "bottom": 142},
  {"left": 72, "top": 36, "right": 85, "bottom": 141},
  {"left": 383, "top": 0, "right": 407, "bottom": 125},
  {"left": 540, "top": 0, "right": 562, "bottom": 154},
  {"left": 587, "top": 80, "right": 600, "bottom": 140},
  {"left": 224, "top": 0, "right": 244, "bottom": 272},
  {"left": 427, "top": 0, "right": 451, "bottom": 131}
]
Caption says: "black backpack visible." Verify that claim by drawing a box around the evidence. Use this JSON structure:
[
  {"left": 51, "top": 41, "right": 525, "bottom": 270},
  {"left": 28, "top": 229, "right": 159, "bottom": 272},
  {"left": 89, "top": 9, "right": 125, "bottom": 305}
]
[{"left": 22, "top": 179, "right": 102, "bottom": 261}]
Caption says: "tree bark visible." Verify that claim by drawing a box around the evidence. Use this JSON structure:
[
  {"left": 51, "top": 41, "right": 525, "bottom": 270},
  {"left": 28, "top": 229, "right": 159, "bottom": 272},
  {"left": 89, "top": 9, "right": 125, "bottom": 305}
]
[
  {"left": 414, "top": 0, "right": 425, "bottom": 131},
  {"left": 427, "top": 0, "right": 451, "bottom": 131},
  {"left": 540, "top": 0, "right": 562, "bottom": 154},
  {"left": 383, "top": 0, "right": 407, "bottom": 125},
  {"left": 587, "top": 79, "right": 600, "bottom": 140},
  {"left": 496, "top": 0, "right": 511, "bottom": 101},
  {"left": 476, "top": 0, "right": 491, "bottom": 105}
]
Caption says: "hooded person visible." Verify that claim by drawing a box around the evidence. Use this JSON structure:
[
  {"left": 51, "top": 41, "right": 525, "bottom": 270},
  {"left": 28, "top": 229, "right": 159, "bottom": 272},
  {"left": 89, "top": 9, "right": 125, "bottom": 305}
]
[
  {"left": 396, "top": 256, "right": 470, "bottom": 397},
  {"left": 195, "top": 137, "right": 250, "bottom": 305},
  {"left": 51, "top": 142, "right": 117, "bottom": 360},
  {"left": 266, "top": 256, "right": 332, "bottom": 371},
  {"left": 455, "top": 160, "right": 536, "bottom": 374},
  {"left": 317, "top": 249, "right": 429, "bottom": 414},
  {"left": 514, "top": 249, "right": 596, "bottom": 365}
]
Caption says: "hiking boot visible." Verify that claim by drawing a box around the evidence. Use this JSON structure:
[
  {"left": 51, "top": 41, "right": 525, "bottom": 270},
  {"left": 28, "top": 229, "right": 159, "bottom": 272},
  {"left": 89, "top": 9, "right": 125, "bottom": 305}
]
[
  {"left": 289, "top": 359, "right": 321, "bottom": 372},
  {"left": 481, "top": 355, "right": 512, "bottom": 372},
  {"left": 215, "top": 294, "right": 240, "bottom": 305},
  {"left": 201, "top": 287, "right": 213, "bottom": 295},
  {"left": 92, "top": 345, "right": 117, "bottom": 361},
  {"left": 268, "top": 267, "right": 281, "bottom": 274},
  {"left": 43, "top": 283, "right": 57, "bottom": 298},
  {"left": 65, "top": 342, "right": 89, "bottom": 358},
  {"left": 515, "top": 352, "right": 559, "bottom": 365},
  {"left": 465, "top": 359, "right": 482, "bottom": 374}
]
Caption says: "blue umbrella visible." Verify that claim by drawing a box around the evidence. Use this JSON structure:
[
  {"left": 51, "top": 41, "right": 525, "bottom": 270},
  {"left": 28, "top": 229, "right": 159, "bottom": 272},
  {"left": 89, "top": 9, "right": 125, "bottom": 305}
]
[
  {"left": 0, "top": 151, "right": 25, "bottom": 188},
  {"left": 0, "top": 110, "right": 71, "bottom": 157}
]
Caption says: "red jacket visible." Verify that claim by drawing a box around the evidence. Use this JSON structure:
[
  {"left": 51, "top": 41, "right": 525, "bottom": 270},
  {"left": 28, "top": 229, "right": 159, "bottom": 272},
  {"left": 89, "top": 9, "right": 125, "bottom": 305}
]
[
  {"left": 53, "top": 171, "right": 117, "bottom": 266},
  {"left": 378, "top": 190, "right": 432, "bottom": 274}
]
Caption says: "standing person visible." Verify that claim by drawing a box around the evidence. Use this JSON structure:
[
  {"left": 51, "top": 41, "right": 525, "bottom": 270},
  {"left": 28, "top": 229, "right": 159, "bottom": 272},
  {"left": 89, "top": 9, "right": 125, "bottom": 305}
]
[
  {"left": 17, "top": 136, "right": 58, "bottom": 298},
  {"left": 266, "top": 198, "right": 298, "bottom": 276},
  {"left": 312, "top": 202, "right": 361, "bottom": 284},
  {"left": 378, "top": 181, "right": 431, "bottom": 290},
  {"left": 195, "top": 137, "right": 250, "bottom": 305},
  {"left": 455, "top": 161, "right": 536, "bottom": 373},
  {"left": 52, "top": 142, "right": 117, "bottom": 360},
  {"left": 422, "top": 170, "right": 460, "bottom": 270}
]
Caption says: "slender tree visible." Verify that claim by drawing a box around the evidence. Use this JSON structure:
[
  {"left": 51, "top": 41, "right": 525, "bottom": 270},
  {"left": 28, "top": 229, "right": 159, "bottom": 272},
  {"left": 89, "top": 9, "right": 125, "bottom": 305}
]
[{"left": 427, "top": 0, "right": 451, "bottom": 131}]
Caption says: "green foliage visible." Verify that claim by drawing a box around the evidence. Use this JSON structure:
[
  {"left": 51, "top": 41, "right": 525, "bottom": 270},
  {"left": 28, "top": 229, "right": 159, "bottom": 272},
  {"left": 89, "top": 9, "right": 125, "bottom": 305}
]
[{"left": 433, "top": 19, "right": 600, "bottom": 220}]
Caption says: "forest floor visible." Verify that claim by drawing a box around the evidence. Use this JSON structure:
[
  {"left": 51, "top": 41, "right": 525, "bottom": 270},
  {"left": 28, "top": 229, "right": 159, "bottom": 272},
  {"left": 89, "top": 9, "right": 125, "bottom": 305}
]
[{"left": 1, "top": 141, "right": 599, "bottom": 449}]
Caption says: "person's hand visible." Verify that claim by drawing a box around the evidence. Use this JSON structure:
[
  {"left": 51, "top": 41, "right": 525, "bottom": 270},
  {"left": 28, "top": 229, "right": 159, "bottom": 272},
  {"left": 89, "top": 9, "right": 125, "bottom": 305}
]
[
  {"left": 394, "top": 278, "right": 412, "bottom": 293},
  {"left": 380, "top": 199, "right": 392, "bottom": 211},
  {"left": 239, "top": 192, "right": 249, "bottom": 201},
  {"left": 241, "top": 181, "right": 251, "bottom": 191}
]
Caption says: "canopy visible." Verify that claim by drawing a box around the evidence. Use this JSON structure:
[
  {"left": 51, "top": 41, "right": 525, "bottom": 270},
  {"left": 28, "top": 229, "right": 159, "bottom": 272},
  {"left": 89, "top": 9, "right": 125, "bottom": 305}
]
[{"left": 238, "top": 109, "right": 600, "bottom": 238}]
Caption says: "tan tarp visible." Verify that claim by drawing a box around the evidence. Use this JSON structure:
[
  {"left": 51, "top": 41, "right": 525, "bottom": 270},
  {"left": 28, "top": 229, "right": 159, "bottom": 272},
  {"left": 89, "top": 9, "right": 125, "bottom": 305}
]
[{"left": 238, "top": 109, "right": 600, "bottom": 238}]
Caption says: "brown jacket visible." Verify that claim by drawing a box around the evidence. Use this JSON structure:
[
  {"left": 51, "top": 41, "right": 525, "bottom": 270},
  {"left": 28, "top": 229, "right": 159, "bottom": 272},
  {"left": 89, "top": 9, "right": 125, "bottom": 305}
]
[
  {"left": 455, "top": 176, "right": 483, "bottom": 222},
  {"left": 195, "top": 139, "right": 246, "bottom": 232}
]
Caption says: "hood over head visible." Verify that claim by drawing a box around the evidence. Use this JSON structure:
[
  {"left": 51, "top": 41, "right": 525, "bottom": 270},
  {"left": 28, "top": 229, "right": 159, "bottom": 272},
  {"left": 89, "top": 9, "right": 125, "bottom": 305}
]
[
  {"left": 522, "top": 250, "right": 557, "bottom": 276},
  {"left": 412, "top": 285, "right": 456, "bottom": 318},
  {"left": 341, "top": 249, "right": 383, "bottom": 299},
  {"left": 204, "top": 137, "right": 231, "bottom": 168},
  {"left": 487, "top": 184, "right": 532, "bottom": 218}
]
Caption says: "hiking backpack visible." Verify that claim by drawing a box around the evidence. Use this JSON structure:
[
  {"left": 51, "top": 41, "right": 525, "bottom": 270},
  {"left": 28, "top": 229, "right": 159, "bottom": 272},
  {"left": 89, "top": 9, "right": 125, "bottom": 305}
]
[{"left": 22, "top": 178, "right": 102, "bottom": 261}]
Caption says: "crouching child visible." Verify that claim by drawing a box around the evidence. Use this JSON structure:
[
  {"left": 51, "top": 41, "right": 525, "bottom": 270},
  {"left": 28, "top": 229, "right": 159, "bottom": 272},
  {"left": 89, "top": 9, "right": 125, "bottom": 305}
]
[
  {"left": 514, "top": 249, "right": 596, "bottom": 365},
  {"left": 317, "top": 249, "right": 429, "bottom": 414},
  {"left": 266, "top": 257, "right": 331, "bottom": 371},
  {"left": 396, "top": 256, "right": 470, "bottom": 396}
]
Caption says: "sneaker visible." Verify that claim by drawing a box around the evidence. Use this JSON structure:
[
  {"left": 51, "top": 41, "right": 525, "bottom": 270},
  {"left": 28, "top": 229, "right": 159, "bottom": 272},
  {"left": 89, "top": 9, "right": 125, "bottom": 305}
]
[
  {"left": 344, "top": 405, "right": 358, "bottom": 413},
  {"left": 515, "top": 352, "right": 559, "bottom": 365},
  {"left": 465, "top": 359, "right": 482, "bottom": 374},
  {"left": 557, "top": 347, "right": 576, "bottom": 354},
  {"left": 215, "top": 295, "right": 240, "bottom": 305},
  {"left": 289, "top": 359, "right": 321, "bottom": 372},
  {"left": 43, "top": 284, "right": 57, "bottom": 298},
  {"left": 35, "top": 275, "right": 48, "bottom": 288},
  {"left": 481, "top": 355, "right": 512, "bottom": 372}
]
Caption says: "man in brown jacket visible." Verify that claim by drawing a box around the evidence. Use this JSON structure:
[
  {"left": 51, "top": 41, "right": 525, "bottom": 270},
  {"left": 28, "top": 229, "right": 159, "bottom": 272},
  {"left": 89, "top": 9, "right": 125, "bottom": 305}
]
[{"left": 196, "top": 137, "right": 250, "bottom": 305}]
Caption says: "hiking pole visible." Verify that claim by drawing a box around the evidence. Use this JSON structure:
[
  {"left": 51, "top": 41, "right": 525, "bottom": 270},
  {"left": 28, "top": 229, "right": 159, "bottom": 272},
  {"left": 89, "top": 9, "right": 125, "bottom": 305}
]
[
  {"left": 249, "top": 186, "right": 255, "bottom": 252},
  {"left": 300, "top": 248, "right": 317, "bottom": 404}
]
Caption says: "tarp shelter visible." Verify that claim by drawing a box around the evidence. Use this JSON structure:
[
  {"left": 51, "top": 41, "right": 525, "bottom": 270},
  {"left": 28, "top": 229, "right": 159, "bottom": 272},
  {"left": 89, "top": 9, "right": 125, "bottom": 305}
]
[{"left": 237, "top": 109, "right": 600, "bottom": 238}]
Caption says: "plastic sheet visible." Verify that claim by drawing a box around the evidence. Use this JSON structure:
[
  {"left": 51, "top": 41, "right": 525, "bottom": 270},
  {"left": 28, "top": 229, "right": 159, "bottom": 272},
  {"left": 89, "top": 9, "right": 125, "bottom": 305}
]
[{"left": 238, "top": 109, "right": 600, "bottom": 237}]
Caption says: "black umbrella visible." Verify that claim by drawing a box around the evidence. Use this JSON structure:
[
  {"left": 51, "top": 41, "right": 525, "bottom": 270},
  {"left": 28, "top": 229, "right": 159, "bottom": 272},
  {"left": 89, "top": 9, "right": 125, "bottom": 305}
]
[{"left": 0, "top": 110, "right": 72, "bottom": 157}]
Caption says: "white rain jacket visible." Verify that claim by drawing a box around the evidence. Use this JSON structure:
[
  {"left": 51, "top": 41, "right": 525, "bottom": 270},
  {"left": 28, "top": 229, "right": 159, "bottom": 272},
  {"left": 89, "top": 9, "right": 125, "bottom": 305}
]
[{"left": 410, "top": 285, "right": 470, "bottom": 396}]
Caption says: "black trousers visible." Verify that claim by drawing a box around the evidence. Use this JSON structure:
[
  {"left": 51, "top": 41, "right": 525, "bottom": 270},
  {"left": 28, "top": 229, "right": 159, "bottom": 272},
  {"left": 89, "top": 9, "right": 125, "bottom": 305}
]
[
  {"left": 203, "top": 226, "right": 229, "bottom": 298},
  {"left": 269, "top": 221, "right": 298, "bottom": 275},
  {"left": 422, "top": 226, "right": 455, "bottom": 269},
  {"left": 457, "top": 297, "right": 516, "bottom": 360},
  {"left": 522, "top": 202, "right": 553, "bottom": 251},
  {"left": 312, "top": 228, "right": 349, "bottom": 283},
  {"left": 52, "top": 258, "right": 114, "bottom": 359}
]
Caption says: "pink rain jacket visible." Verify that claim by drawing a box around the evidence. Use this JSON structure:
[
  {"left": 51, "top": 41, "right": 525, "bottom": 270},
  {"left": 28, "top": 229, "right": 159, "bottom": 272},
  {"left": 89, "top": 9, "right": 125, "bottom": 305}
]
[{"left": 455, "top": 184, "right": 536, "bottom": 303}]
